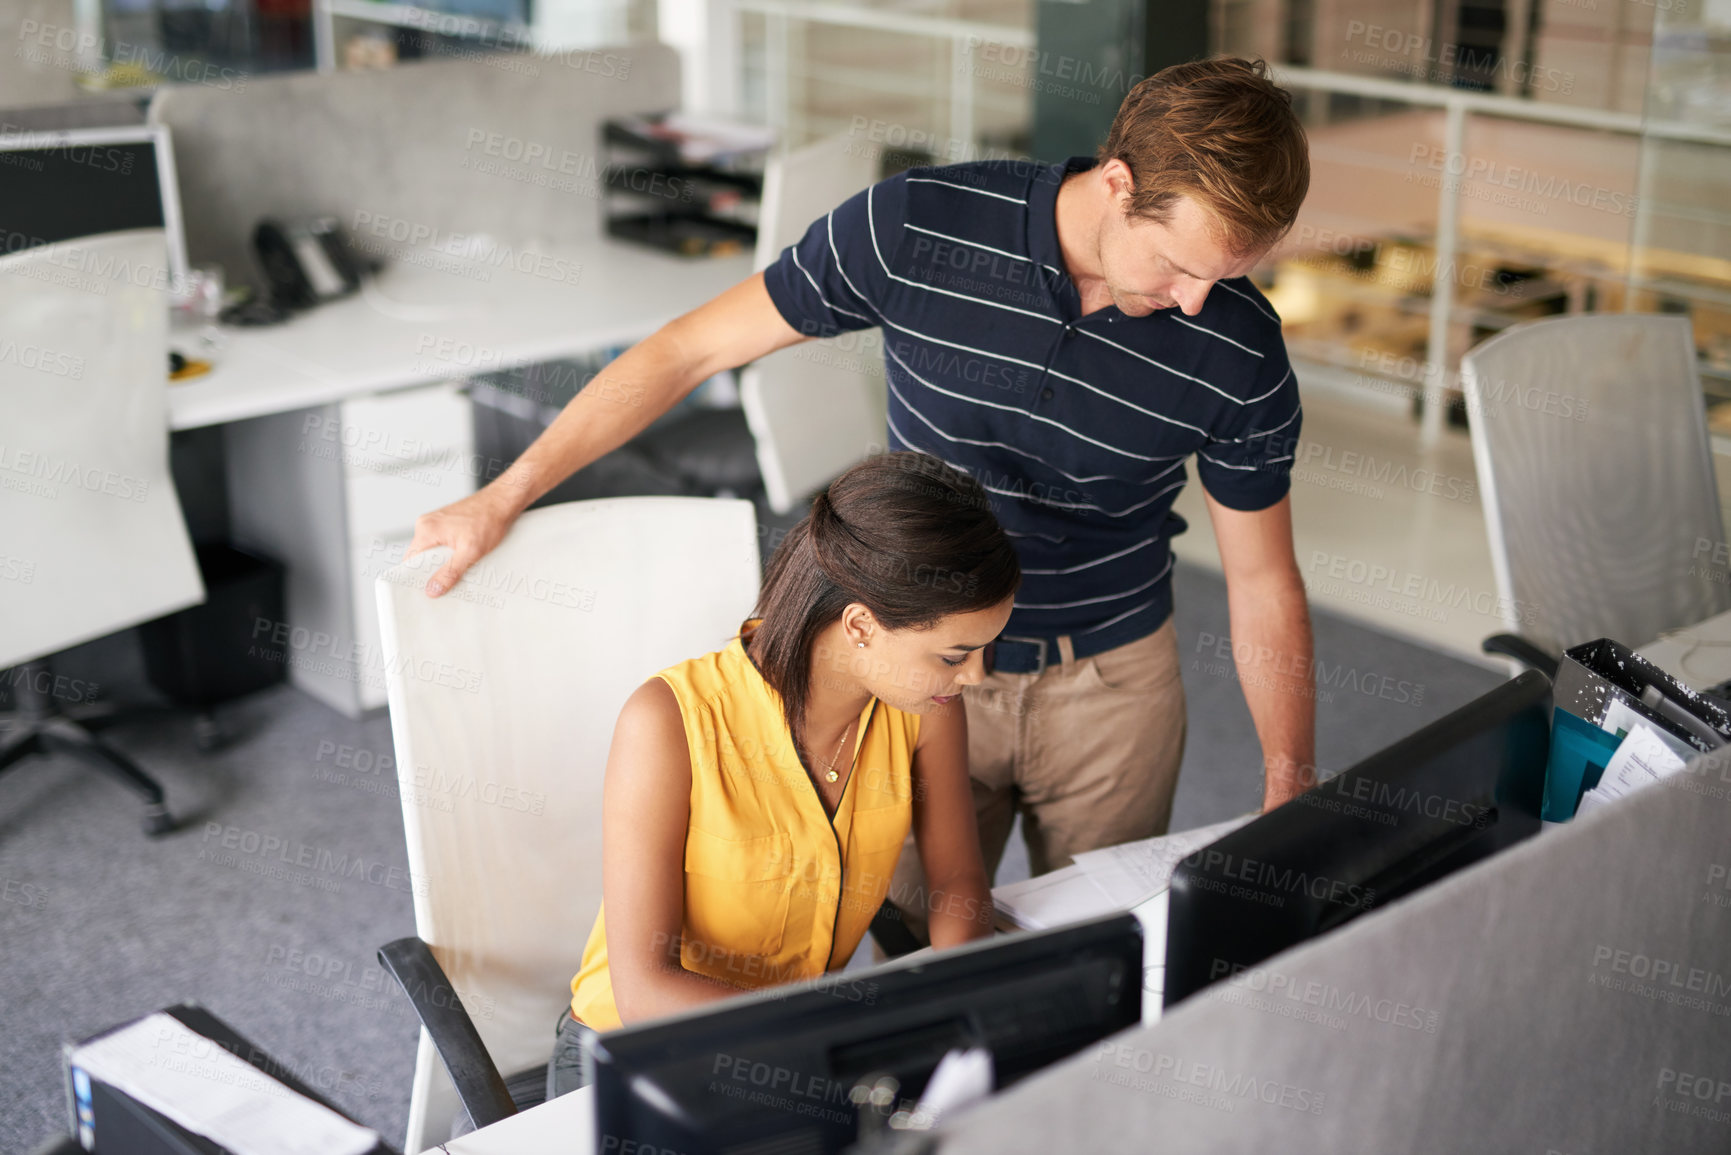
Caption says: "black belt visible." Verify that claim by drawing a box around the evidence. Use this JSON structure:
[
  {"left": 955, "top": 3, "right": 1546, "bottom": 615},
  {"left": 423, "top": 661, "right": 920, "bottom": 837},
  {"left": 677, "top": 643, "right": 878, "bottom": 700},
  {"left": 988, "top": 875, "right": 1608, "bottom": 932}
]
[{"left": 984, "top": 615, "right": 1161, "bottom": 676}]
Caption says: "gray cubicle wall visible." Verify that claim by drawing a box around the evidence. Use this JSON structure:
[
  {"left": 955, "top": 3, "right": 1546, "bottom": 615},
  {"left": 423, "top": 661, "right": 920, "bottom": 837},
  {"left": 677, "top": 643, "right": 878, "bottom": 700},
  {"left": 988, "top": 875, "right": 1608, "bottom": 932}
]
[
  {"left": 149, "top": 44, "right": 678, "bottom": 297},
  {"left": 3, "top": 0, "right": 84, "bottom": 109},
  {"left": 940, "top": 767, "right": 1731, "bottom": 1153}
]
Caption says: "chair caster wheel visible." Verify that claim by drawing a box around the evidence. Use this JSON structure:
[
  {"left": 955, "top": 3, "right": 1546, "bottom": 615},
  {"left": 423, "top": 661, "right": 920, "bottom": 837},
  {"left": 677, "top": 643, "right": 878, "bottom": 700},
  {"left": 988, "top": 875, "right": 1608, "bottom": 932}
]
[{"left": 143, "top": 806, "right": 175, "bottom": 837}]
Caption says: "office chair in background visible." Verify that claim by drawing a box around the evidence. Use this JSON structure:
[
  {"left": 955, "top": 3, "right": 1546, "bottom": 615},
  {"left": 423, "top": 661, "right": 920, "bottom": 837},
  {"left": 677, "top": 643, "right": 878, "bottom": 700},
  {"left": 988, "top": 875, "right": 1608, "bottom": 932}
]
[
  {"left": 370, "top": 497, "right": 761, "bottom": 1150},
  {"left": 1461, "top": 313, "right": 1731, "bottom": 678},
  {"left": 741, "top": 131, "right": 884, "bottom": 515},
  {"left": 0, "top": 230, "right": 205, "bottom": 836}
]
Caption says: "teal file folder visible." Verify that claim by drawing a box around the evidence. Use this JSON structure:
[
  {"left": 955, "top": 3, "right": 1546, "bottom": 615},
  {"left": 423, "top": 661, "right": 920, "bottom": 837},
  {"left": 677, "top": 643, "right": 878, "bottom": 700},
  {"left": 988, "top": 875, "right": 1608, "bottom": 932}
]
[{"left": 1542, "top": 708, "right": 1623, "bottom": 821}]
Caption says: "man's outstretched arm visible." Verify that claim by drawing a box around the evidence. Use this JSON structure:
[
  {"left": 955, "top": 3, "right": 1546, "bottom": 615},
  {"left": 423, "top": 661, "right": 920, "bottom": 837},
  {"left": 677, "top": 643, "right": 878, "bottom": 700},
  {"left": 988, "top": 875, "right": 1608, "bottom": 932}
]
[
  {"left": 406, "top": 272, "right": 805, "bottom": 596},
  {"left": 1204, "top": 491, "right": 1317, "bottom": 810}
]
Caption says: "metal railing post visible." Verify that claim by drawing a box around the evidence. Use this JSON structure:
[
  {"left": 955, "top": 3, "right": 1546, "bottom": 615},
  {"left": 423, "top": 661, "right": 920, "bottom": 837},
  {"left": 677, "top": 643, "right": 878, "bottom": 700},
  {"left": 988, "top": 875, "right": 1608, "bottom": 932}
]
[
  {"left": 1421, "top": 99, "right": 1466, "bottom": 449},
  {"left": 765, "top": 8, "right": 790, "bottom": 141},
  {"left": 950, "top": 35, "right": 975, "bottom": 162}
]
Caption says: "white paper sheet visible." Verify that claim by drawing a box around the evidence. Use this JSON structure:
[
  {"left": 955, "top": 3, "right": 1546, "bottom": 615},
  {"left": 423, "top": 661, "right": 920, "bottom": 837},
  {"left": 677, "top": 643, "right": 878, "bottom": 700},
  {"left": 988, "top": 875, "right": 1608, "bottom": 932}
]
[
  {"left": 69, "top": 1014, "right": 378, "bottom": 1155},
  {"left": 1135, "top": 889, "right": 1170, "bottom": 1026},
  {"left": 1576, "top": 722, "right": 1690, "bottom": 816},
  {"left": 912, "top": 1047, "right": 994, "bottom": 1126},
  {"left": 1071, "top": 814, "right": 1259, "bottom": 908},
  {"left": 991, "top": 864, "right": 1120, "bottom": 930},
  {"left": 1600, "top": 698, "right": 1696, "bottom": 762}
]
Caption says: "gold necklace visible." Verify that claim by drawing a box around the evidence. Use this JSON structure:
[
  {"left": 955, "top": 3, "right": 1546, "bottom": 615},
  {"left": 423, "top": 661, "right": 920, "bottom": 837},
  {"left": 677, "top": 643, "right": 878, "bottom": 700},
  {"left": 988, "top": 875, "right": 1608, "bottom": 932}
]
[{"left": 815, "top": 719, "right": 855, "bottom": 784}]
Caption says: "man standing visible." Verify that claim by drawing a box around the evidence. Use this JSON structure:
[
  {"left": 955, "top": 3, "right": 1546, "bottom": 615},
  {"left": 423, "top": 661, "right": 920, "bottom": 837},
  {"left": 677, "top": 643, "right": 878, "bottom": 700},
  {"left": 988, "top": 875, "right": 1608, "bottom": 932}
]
[{"left": 407, "top": 58, "right": 1315, "bottom": 901}]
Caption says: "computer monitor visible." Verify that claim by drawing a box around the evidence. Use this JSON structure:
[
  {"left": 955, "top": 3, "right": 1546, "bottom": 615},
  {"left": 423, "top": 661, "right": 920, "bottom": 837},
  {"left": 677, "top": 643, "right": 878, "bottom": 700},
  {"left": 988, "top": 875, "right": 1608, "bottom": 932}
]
[
  {"left": 592, "top": 911, "right": 1144, "bottom": 1155},
  {"left": 1163, "top": 669, "right": 1551, "bottom": 1007},
  {"left": 0, "top": 124, "right": 190, "bottom": 292}
]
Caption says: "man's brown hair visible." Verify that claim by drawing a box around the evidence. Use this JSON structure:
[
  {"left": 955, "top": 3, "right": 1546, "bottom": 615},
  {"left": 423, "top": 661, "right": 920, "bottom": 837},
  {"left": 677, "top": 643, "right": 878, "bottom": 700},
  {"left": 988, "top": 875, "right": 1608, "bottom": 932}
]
[{"left": 1097, "top": 56, "right": 1309, "bottom": 257}]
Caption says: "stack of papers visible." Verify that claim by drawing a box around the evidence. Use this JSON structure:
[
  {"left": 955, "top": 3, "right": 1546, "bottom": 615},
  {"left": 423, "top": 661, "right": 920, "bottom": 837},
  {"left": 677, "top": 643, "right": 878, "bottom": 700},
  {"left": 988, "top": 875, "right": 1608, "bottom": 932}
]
[
  {"left": 68, "top": 1013, "right": 378, "bottom": 1155},
  {"left": 1576, "top": 718, "right": 1690, "bottom": 817},
  {"left": 991, "top": 864, "right": 1119, "bottom": 931},
  {"left": 988, "top": 818, "right": 1259, "bottom": 1028},
  {"left": 991, "top": 814, "right": 1258, "bottom": 930},
  {"left": 989, "top": 868, "right": 1178, "bottom": 1026},
  {"left": 1070, "top": 813, "right": 1259, "bottom": 908},
  {"left": 1135, "top": 890, "right": 1170, "bottom": 1024}
]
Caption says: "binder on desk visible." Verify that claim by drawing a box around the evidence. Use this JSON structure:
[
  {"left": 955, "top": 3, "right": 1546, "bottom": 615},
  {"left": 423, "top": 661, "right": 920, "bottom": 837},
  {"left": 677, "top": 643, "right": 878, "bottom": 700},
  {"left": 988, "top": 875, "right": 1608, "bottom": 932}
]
[
  {"left": 63, "top": 1004, "right": 397, "bottom": 1155},
  {"left": 1544, "top": 638, "right": 1731, "bottom": 821}
]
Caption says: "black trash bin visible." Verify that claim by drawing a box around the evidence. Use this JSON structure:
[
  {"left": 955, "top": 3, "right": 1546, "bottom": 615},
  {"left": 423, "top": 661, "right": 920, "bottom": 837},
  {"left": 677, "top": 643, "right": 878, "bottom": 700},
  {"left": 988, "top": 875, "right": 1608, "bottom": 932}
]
[{"left": 138, "top": 543, "right": 287, "bottom": 721}]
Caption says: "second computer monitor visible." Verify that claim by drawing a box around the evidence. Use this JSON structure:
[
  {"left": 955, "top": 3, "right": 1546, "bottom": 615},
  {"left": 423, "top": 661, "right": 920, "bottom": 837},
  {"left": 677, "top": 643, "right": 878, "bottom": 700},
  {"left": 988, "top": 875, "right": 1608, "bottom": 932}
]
[
  {"left": 0, "top": 124, "right": 190, "bottom": 291},
  {"left": 1164, "top": 670, "right": 1551, "bottom": 1007}
]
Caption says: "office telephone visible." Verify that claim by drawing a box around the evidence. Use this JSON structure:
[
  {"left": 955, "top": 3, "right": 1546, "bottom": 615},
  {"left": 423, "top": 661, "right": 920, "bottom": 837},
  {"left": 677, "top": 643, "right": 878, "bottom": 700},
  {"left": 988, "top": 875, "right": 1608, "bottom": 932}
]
[{"left": 253, "top": 216, "right": 364, "bottom": 309}]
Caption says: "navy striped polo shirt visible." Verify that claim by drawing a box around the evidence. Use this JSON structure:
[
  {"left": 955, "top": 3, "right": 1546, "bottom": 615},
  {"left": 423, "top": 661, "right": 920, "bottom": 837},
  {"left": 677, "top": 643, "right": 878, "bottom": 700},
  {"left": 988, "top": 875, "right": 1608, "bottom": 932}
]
[{"left": 762, "top": 156, "right": 1301, "bottom": 653}]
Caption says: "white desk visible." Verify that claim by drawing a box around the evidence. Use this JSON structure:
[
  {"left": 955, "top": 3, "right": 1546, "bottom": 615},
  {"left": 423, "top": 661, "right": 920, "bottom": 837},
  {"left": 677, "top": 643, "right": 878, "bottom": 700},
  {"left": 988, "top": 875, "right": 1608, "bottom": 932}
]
[
  {"left": 442, "top": 1085, "right": 596, "bottom": 1155},
  {"left": 177, "top": 239, "right": 751, "bottom": 716},
  {"left": 435, "top": 875, "right": 1171, "bottom": 1155},
  {"left": 170, "top": 241, "right": 752, "bottom": 430},
  {"left": 1633, "top": 606, "right": 1731, "bottom": 691}
]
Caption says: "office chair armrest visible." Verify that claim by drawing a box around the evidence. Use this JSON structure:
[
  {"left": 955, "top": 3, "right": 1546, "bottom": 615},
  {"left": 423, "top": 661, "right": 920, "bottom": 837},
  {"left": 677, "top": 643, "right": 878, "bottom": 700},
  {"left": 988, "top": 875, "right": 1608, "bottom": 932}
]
[
  {"left": 1482, "top": 634, "right": 1560, "bottom": 679},
  {"left": 377, "top": 936, "right": 516, "bottom": 1132},
  {"left": 868, "top": 899, "right": 926, "bottom": 959}
]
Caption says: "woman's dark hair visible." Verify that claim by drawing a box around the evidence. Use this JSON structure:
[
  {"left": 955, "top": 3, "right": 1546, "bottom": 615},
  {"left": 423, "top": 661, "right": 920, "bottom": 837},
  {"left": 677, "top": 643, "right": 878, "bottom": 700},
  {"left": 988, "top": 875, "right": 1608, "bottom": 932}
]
[{"left": 749, "top": 451, "right": 1020, "bottom": 759}]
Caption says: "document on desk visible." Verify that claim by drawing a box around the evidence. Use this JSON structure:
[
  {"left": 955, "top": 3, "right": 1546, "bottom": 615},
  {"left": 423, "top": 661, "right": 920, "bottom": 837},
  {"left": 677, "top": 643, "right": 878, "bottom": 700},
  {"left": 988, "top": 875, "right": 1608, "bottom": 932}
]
[
  {"left": 992, "top": 864, "right": 1121, "bottom": 930},
  {"left": 1600, "top": 698, "right": 1696, "bottom": 762},
  {"left": 1576, "top": 722, "right": 1688, "bottom": 817},
  {"left": 1071, "top": 814, "right": 1258, "bottom": 908},
  {"left": 68, "top": 1013, "right": 378, "bottom": 1155}
]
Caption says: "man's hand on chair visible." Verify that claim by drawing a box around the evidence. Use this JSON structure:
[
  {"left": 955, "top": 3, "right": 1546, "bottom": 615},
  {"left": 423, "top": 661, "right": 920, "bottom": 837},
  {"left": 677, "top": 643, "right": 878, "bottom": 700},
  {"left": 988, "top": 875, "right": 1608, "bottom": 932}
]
[{"left": 406, "top": 482, "right": 525, "bottom": 597}]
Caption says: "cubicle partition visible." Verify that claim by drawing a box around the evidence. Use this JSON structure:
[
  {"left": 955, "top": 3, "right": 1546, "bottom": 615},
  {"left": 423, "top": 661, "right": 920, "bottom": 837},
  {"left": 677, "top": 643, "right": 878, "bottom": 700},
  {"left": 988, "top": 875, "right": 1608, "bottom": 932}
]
[
  {"left": 938, "top": 769, "right": 1731, "bottom": 1153},
  {"left": 144, "top": 45, "right": 711, "bottom": 719},
  {"left": 150, "top": 44, "right": 680, "bottom": 298}
]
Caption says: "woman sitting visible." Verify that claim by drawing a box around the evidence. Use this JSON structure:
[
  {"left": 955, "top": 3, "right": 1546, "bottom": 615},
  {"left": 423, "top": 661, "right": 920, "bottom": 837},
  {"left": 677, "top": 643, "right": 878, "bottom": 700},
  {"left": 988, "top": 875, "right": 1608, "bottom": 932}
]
[{"left": 549, "top": 451, "right": 1020, "bottom": 1097}]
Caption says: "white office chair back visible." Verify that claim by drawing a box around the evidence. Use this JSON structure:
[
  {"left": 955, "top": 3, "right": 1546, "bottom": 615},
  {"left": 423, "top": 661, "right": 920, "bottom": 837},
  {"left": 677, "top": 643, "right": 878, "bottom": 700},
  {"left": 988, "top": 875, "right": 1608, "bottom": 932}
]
[
  {"left": 374, "top": 497, "right": 759, "bottom": 1152},
  {"left": 1461, "top": 313, "right": 1730, "bottom": 657},
  {"left": 0, "top": 230, "right": 202, "bottom": 668},
  {"left": 745, "top": 132, "right": 884, "bottom": 513}
]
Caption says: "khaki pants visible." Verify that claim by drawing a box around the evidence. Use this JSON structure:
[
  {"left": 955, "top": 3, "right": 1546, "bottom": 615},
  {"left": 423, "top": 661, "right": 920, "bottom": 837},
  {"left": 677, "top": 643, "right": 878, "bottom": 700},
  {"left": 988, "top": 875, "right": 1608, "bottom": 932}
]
[{"left": 887, "top": 618, "right": 1186, "bottom": 943}]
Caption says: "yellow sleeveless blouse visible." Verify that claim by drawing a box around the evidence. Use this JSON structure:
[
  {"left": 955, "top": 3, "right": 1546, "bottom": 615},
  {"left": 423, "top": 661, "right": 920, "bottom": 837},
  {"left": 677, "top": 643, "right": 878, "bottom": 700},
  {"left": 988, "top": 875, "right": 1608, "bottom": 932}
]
[{"left": 569, "top": 620, "right": 921, "bottom": 1031}]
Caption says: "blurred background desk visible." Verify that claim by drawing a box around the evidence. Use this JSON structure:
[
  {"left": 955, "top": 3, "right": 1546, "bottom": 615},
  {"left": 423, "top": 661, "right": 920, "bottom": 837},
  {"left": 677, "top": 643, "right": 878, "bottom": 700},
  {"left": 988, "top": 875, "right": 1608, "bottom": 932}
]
[
  {"left": 1634, "top": 606, "right": 1731, "bottom": 692},
  {"left": 136, "top": 42, "right": 760, "bottom": 718},
  {"left": 174, "top": 241, "right": 750, "bottom": 718},
  {"left": 168, "top": 241, "right": 750, "bottom": 432}
]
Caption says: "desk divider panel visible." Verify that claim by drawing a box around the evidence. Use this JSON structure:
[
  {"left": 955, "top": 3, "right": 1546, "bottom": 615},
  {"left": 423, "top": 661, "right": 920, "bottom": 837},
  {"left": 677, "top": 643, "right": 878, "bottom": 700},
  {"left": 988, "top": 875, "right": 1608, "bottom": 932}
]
[
  {"left": 937, "top": 771, "right": 1731, "bottom": 1154},
  {"left": 149, "top": 44, "right": 678, "bottom": 298},
  {"left": 3, "top": 0, "right": 84, "bottom": 108}
]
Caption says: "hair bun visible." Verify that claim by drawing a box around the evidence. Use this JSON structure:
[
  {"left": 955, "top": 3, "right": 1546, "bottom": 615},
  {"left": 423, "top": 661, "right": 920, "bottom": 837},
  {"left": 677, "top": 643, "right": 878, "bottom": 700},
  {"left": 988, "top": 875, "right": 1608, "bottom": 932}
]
[
  {"left": 808, "top": 485, "right": 865, "bottom": 586},
  {"left": 809, "top": 487, "right": 852, "bottom": 542}
]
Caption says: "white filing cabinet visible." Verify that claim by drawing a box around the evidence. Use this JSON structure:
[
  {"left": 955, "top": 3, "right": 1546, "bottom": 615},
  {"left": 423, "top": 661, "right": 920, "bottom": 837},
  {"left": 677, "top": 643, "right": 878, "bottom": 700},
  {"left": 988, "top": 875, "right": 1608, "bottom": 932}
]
[{"left": 226, "top": 381, "right": 475, "bottom": 718}]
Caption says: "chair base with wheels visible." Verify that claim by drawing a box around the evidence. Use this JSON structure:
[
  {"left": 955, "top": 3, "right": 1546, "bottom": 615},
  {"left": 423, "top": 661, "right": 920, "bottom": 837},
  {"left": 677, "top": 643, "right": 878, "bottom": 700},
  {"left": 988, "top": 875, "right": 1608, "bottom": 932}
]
[{"left": 0, "top": 660, "right": 174, "bottom": 836}]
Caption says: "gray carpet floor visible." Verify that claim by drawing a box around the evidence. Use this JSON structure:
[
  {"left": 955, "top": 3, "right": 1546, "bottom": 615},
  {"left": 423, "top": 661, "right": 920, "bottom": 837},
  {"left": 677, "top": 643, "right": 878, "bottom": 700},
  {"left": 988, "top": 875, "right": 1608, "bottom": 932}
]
[{"left": 0, "top": 560, "right": 1502, "bottom": 1152}]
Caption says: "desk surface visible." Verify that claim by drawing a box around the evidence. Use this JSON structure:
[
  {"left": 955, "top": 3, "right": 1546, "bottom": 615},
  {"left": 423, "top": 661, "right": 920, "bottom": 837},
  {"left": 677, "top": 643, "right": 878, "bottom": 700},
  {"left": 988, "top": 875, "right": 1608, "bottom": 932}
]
[
  {"left": 436, "top": 886, "right": 1170, "bottom": 1155},
  {"left": 1634, "top": 606, "right": 1731, "bottom": 691},
  {"left": 169, "top": 241, "right": 753, "bottom": 430},
  {"left": 442, "top": 1086, "right": 595, "bottom": 1155}
]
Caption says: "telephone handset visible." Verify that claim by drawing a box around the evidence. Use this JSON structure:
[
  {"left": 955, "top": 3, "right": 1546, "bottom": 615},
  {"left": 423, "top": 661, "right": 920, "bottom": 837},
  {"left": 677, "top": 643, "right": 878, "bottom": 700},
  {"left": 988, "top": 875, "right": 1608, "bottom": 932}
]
[{"left": 253, "top": 216, "right": 363, "bottom": 310}]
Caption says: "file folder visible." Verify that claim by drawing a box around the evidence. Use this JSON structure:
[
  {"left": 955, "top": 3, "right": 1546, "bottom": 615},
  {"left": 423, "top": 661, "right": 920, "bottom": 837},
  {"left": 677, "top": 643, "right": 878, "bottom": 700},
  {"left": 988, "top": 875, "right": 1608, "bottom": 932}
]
[{"left": 1543, "top": 638, "right": 1731, "bottom": 820}]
